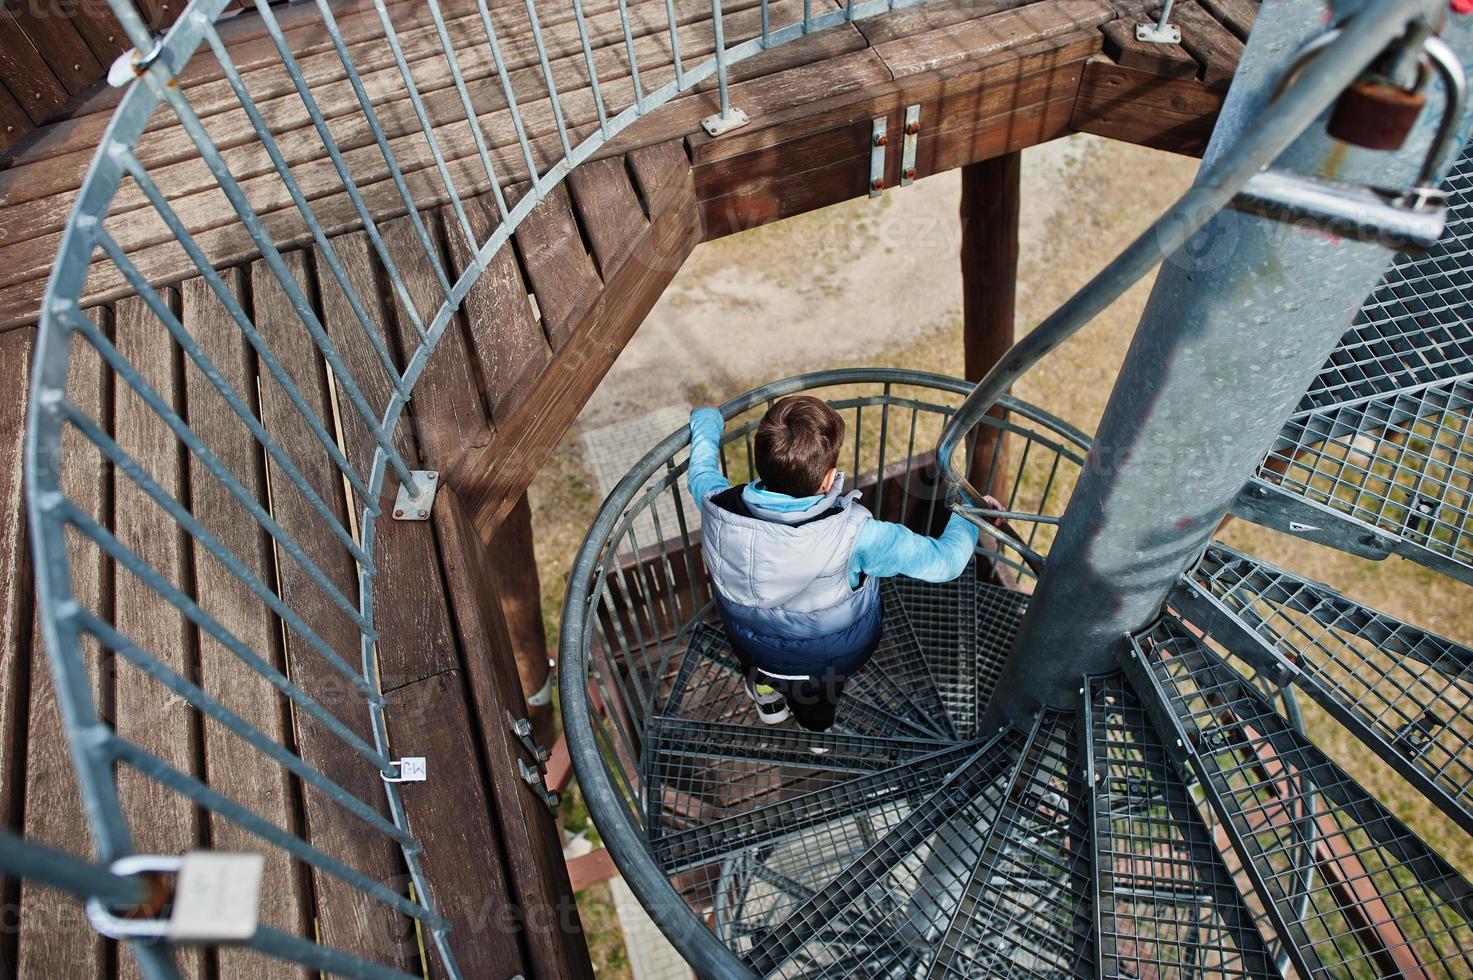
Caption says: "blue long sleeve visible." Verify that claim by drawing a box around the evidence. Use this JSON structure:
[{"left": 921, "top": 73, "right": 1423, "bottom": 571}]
[
  {"left": 687, "top": 407, "right": 731, "bottom": 501},
  {"left": 849, "top": 511, "right": 980, "bottom": 587}
]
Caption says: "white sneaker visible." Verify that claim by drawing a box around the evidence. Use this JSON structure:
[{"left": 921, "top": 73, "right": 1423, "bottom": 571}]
[{"left": 744, "top": 678, "right": 790, "bottom": 725}]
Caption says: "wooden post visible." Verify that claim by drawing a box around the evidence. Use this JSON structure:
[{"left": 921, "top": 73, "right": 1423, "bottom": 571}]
[
  {"left": 960, "top": 152, "right": 1021, "bottom": 501},
  {"left": 490, "top": 491, "right": 556, "bottom": 747}
]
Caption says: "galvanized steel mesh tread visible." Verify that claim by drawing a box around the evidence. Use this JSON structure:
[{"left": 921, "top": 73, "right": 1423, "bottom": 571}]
[
  {"left": 1241, "top": 141, "right": 1473, "bottom": 582},
  {"left": 1129, "top": 615, "right": 1473, "bottom": 980}
]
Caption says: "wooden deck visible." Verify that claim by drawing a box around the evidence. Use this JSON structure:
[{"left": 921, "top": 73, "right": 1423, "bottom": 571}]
[{"left": 0, "top": 0, "right": 1250, "bottom": 974}]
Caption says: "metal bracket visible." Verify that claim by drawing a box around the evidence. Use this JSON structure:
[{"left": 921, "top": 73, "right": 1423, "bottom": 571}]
[
  {"left": 900, "top": 105, "right": 920, "bottom": 186},
  {"left": 87, "top": 853, "right": 265, "bottom": 942},
  {"left": 869, "top": 117, "right": 888, "bottom": 198},
  {"left": 518, "top": 759, "right": 561, "bottom": 814},
  {"left": 700, "top": 106, "right": 749, "bottom": 137},
  {"left": 507, "top": 711, "right": 552, "bottom": 765},
  {"left": 1136, "top": 0, "right": 1180, "bottom": 44},
  {"left": 381, "top": 757, "right": 427, "bottom": 783},
  {"left": 392, "top": 470, "right": 438, "bottom": 521}
]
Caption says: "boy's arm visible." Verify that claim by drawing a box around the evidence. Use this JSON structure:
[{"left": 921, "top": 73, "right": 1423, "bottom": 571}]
[
  {"left": 851, "top": 510, "right": 980, "bottom": 584},
  {"left": 687, "top": 406, "right": 732, "bottom": 501}
]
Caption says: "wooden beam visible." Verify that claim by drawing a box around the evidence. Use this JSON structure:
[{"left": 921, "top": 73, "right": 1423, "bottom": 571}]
[
  {"left": 961, "top": 152, "right": 1020, "bottom": 501},
  {"left": 451, "top": 140, "right": 700, "bottom": 541},
  {"left": 1071, "top": 55, "right": 1224, "bottom": 157},
  {"left": 491, "top": 492, "right": 556, "bottom": 747}
]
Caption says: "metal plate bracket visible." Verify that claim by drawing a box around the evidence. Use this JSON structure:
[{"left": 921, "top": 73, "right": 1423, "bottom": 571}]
[
  {"left": 900, "top": 105, "right": 920, "bottom": 186},
  {"left": 869, "top": 116, "right": 887, "bottom": 198},
  {"left": 393, "top": 470, "right": 438, "bottom": 521},
  {"left": 701, "top": 106, "right": 750, "bottom": 136}
]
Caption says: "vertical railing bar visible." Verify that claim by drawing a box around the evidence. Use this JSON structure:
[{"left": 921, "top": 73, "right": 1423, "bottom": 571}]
[
  {"left": 63, "top": 307, "right": 378, "bottom": 635},
  {"left": 523, "top": 0, "right": 575, "bottom": 161},
  {"left": 596, "top": 547, "right": 654, "bottom": 713},
  {"left": 369, "top": 0, "right": 478, "bottom": 253},
  {"left": 77, "top": 610, "right": 416, "bottom": 846},
  {"left": 616, "top": 0, "right": 645, "bottom": 111},
  {"left": 591, "top": 585, "right": 650, "bottom": 736},
  {"left": 876, "top": 384, "right": 891, "bottom": 517},
  {"left": 304, "top": 0, "right": 454, "bottom": 304},
  {"left": 846, "top": 0, "right": 856, "bottom": 21},
  {"left": 900, "top": 406, "right": 919, "bottom": 522},
  {"left": 571, "top": 0, "right": 611, "bottom": 137},
  {"left": 107, "top": 738, "right": 444, "bottom": 927},
  {"left": 427, "top": 0, "right": 510, "bottom": 223},
  {"left": 665, "top": 460, "right": 704, "bottom": 620},
  {"left": 61, "top": 511, "right": 389, "bottom": 766},
  {"left": 804, "top": 0, "right": 813, "bottom": 34},
  {"left": 246, "top": 1, "right": 433, "bottom": 343},
  {"left": 474, "top": 0, "right": 540, "bottom": 188},
  {"left": 607, "top": 529, "right": 661, "bottom": 705},
  {"left": 92, "top": 228, "right": 376, "bottom": 570},
  {"left": 711, "top": 0, "right": 732, "bottom": 119},
  {"left": 761, "top": 0, "right": 770, "bottom": 47},
  {"left": 59, "top": 399, "right": 379, "bottom": 695},
  {"left": 645, "top": 490, "right": 687, "bottom": 658},
  {"left": 115, "top": 152, "right": 379, "bottom": 509},
  {"left": 625, "top": 522, "right": 675, "bottom": 715},
  {"left": 664, "top": 0, "right": 686, "bottom": 89},
  {"left": 144, "top": 77, "right": 422, "bottom": 493},
  {"left": 203, "top": 24, "right": 410, "bottom": 398}
]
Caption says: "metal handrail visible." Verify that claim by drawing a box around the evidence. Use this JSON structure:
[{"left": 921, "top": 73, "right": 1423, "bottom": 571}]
[
  {"left": 935, "top": 0, "right": 1446, "bottom": 510},
  {"left": 558, "top": 368, "right": 1090, "bottom": 978},
  {"left": 22, "top": 1, "right": 947, "bottom": 975}
]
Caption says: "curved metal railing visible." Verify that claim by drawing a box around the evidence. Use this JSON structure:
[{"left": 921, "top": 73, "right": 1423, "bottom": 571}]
[
  {"left": 21, "top": 0, "right": 944, "bottom": 974},
  {"left": 557, "top": 368, "right": 1091, "bottom": 977}
]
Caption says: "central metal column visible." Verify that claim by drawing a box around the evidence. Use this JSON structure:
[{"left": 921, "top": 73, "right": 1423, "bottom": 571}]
[{"left": 980, "top": 1, "right": 1473, "bottom": 728}]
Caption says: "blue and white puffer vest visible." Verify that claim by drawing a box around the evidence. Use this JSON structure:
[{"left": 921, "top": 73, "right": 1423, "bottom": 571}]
[{"left": 699, "top": 474, "right": 883, "bottom": 674}]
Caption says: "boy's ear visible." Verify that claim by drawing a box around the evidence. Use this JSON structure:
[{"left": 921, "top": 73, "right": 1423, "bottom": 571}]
[{"left": 820, "top": 468, "right": 837, "bottom": 493}]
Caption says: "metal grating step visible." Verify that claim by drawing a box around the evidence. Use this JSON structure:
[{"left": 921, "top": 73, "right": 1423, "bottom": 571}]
[
  {"left": 662, "top": 623, "right": 941, "bottom": 741},
  {"left": 873, "top": 583, "right": 957, "bottom": 740},
  {"left": 742, "top": 729, "right": 1025, "bottom": 978},
  {"left": 647, "top": 736, "right": 972, "bottom": 875},
  {"left": 1178, "top": 543, "right": 1473, "bottom": 838},
  {"left": 891, "top": 564, "right": 983, "bottom": 739},
  {"left": 1126, "top": 617, "right": 1473, "bottom": 979},
  {"left": 927, "top": 709, "right": 1093, "bottom": 979},
  {"left": 1233, "top": 144, "right": 1473, "bottom": 583},
  {"left": 1084, "top": 674, "right": 1276, "bottom": 980}
]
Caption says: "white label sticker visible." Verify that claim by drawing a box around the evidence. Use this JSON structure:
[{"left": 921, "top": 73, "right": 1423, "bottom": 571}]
[
  {"left": 166, "top": 852, "right": 265, "bottom": 942},
  {"left": 397, "top": 757, "right": 428, "bottom": 782}
]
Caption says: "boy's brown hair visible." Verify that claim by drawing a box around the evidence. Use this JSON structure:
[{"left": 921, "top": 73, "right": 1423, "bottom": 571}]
[{"left": 754, "top": 395, "right": 845, "bottom": 496}]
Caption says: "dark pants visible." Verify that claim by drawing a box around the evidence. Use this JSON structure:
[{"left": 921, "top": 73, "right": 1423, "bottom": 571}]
[{"left": 729, "top": 632, "right": 881, "bottom": 733}]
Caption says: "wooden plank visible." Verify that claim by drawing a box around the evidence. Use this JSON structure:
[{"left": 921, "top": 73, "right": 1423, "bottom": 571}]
[
  {"left": 0, "top": 328, "right": 32, "bottom": 976},
  {"left": 1198, "top": 0, "right": 1258, "bottom": 42},
  {"left": 382, "top": 214, "right": 492, "bottom": 460},
  {"left": 0, "top": 0, "right": 837, "bottom": 323},
  {"left": 1166, "top": 1, "right": 1243, "bottom": 87},
  {"left": 179, "top": 272, "right": 310, "bottom": 976},
  {"left": 7, "top": 2, "right": 104, "bottom": 96},
  {"left": 447, "top": 194, "right": 550, "bottom": 425},
  {"left": 250, "top": 250, "right": 418, "bottom": 970},
  {"left": 873, "top": 0, "right": 1112, "bottom": 78},
  {"left": 567, "top": 155, "right": 649, "bottom": 278},
  {"left": 514, "top": 184, "right": 603, "bottom": 349},
  {"left": 436, "top": 489, "right": 596, "bottom": 980},
  {"left": 454, "top": 140, "right": 699, "bottom": 540},
  {"left": 0, "top": 11, "right": 70, "bottom": 125},
  {"left": 0, "top": 82, "right": 28, "bottom": 160},
  {"left": 1071, "top": 55, "right": 1223, "bottom": 156},
  {"left": 1100, "top": 17, "right": 1201, "bottom": 79},
  {"left": 628, "top": 138, "right": 695, "bottom": 219},
  {"left": 65, "top": 0, "right": 130, "bottom": 65},
  {"left": 313, "top": 230, "right": 525, "bottom": 980},
  {"left": 854, "top": 0, "right": 1033, "bottom": 45},
  {"left": 110, "top": 292, "right": 206, "bottom": 979},
  {"left": 17, "top": 316, "right": 109, "bottom": 979}
]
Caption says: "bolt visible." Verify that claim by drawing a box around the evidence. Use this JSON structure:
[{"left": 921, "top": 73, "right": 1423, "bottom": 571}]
[
  {"left": 416, "top": 509, "right": 427, "bottom": 519},
  {"left": 905, "top": 121, "right": 920, "bottom": 135},
  {"left": 873, "top": 133, "right": 888, "bottom": 147},
  {"left": 904, "top": 168, "right": 917, "bottom": 181},
  {"left": 871, "top": 178, "right": 885, "bottom": 191},
  {"left": 394, "top": 508, "right": 405, "bottom": 518}
]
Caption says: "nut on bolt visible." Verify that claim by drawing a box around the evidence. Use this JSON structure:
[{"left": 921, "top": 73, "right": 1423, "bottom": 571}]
[
  {"left": 904, "top": 168, "right": 917, "bottom": 181},
  {"left": 873, "top": 132, "right": 888, "bottom": 147},
  {"left": 871, "top": 178, "right": 885, "bottom": 191},
  {"left": 904, "top": 121, "right": 920, "bottom": 135}
]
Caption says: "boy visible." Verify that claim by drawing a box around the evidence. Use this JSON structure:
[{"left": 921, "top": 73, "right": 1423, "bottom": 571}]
[{"left": 688, "top": 396, "right": 980, "bottom": 736}]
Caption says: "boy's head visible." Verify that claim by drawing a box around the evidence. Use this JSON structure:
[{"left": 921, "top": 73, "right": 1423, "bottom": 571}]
[{"left": 754, "top": 396, "right": 845, "bottom": 496}]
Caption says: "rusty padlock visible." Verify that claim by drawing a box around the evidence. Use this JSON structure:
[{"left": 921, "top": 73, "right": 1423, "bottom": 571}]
[{"left": 1327, "top": 76, "right": 1428, "bottom": 151}]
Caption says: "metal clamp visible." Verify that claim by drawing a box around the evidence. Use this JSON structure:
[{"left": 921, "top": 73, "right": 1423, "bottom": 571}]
[
  {"left": 518, "top": 759, "right": 561, "bottom": 814},
  {"left": 507, "top": 712, "right": 552, "bottom": 765},
  {"left": 381, "top": 757, "right": 427, "bottom": 783},
  {"left": 869, "top": 117, "right": 888, "bottom": 198},
  {"left": 1232, "top": 33, "right": 1468, "bottom": 250},
  {"left": 392, "top": 470, "right": 438, "bottom": 521},
  {"left": 900, "top": 105, "right": 921, "bottom": 186}
]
